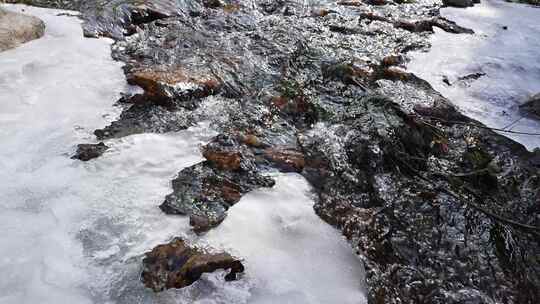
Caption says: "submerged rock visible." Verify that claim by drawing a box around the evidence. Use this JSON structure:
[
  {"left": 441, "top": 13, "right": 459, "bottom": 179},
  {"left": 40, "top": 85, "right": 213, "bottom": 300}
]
[
  {"left": 71, "top": 142, "right": 109, "bottom": 161},
  {"left": 141, "top": 238, "right": 244, "bottom": 292},
  {"left": 519, "top": 93, "right": 540, "bottom": 118},
  {"left": 0, "top": 8, "right": 45, "bottom": 52}
]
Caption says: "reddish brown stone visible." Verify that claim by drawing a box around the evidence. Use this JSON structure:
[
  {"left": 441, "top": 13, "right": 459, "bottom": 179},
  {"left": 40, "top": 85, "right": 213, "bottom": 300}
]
[
  {"left": 264, "top": 148, "right": 305, "bottom": 172},
  {"left": 204, "top": 178, "right": 242, "bottom": 205},
  {"left": 381, "top": 54, "right": 403, "bottom": 67},
  {"left": 271, "top": 96, "right": 289, "bottom": 110},
  {"left": 126, "top": 68, "right": 221, "bottom": 103},
  {"left": 202, "top": 149, "right": 242, "bottom": 171},
  {"left": 239, "top": 133, "right": 266, "bottom": 148},
  {"left": 337, "top": 0, "right": 363, "bottom": 6},
  {"left": 312, "top": 9, "right": 333, "bottom": 17},
  {"left": 141, "top": 238, "right": 244, "bottom": 292},
  {"left": 271, "top": 95, "right": 313, "bottom": 117},
  {"left": 223, "top": 4, "right": 241, "bottom": 13},
  {"left": 128, "top": 69, "right": 189, "bottom": 93},
  {"left": 381, "top": 67, "right": 412, "bottom": 81},
  {"left": 394, "top": 20, "right": 433, "bottom": 33}
]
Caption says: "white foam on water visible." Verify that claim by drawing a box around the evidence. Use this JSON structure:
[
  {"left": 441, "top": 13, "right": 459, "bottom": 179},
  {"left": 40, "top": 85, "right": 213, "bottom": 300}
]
[
  {"left": 0, "top": 4, "right": 366, "bottom": 304},
  {"left": 408, "top": 0, "right": 540, "bottom": 150},
  {"left": 203, "top": 174, "right": 367, "bottom": 304}
]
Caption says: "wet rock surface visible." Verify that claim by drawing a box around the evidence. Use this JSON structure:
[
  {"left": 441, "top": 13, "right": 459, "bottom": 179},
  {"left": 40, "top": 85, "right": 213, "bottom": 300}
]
[
  {"left": 520, "top": 93, "right": 540, "bottom": 118},
  {"left": 159, "top": 160, "right": 275, "bottom": 232},
  {"left": 71, "top": 142, "right": 109, "bottom": 161},
  {"left": 125, "top": 67, "right": 221, "bottom": 109},
  {"left": 443, "top": 0, "right": 475, "bottom": 7},
  {"left": 0, "top": 7, "right": 45, "bottom": 51},
  {"left": 10, "top": 0, "right": 540, "bottom": 302},
  {"left": 141, "top": 238, "right": 244, "bottom": 292}
]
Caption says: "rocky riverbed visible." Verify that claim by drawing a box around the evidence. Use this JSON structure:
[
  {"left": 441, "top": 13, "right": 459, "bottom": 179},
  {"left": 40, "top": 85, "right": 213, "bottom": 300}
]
[{"left": 3, "top": 0, "right": 540, "bottom": 303}]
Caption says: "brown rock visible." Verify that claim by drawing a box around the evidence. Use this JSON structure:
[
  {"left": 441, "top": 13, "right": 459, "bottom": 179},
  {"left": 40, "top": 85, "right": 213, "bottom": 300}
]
[
  {"left": 337, "top": 0, "right": 364, "bottom": 6},
  {"left": 264, "top": 148, "right": 305, "bottom": 172},
  {"left": 126, "top": 68, "right": 221, "bottom": 108},
  {"left": 202, "top": 149, "right": 243, "bottom": 171},
  {"left": 223, "top": 4, "right": 241, "bottom": 13},
  {"left": 381, "top": 54, "right": 403, "bottom": 67},
  {"left": 189, "top": 214, "right": 225, "bottom": 232},
  {"left": 270, "top": 96, "right": 289, "bottom": 110},
  {"left": 0, "top": 8, "right": 45, "bottom": 52},
  {"left": 129, "top": 69, "right": 218, "bottom": 90},
  {"left": 394, "top": 20, "right": 433, "bottom": 33},
  {"left": 239, "top": 133, "right": 267, "bottom": 148},
  {"left": 311, "top": 9, "right": 333, "bottom": 17},
  {"left": 323, "top": 62, "right": 374, "bottom": 85},
  {"left": 141, "top": 238, "right": 244, "bottom": 292},
  {"left": 381, "top": 67, "right": 412, "bottom": 81},
  {"left": 204, "top": 178, "right": 242, "bottom": 205}
]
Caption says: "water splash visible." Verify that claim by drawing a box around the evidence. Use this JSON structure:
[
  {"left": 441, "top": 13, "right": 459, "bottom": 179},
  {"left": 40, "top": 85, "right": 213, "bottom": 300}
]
[
  {"left": 0, "top": 4, "right": 366, "bottom": 303},
  {"left": 408, "top": 0, "right": 540, "bottom": 150}
]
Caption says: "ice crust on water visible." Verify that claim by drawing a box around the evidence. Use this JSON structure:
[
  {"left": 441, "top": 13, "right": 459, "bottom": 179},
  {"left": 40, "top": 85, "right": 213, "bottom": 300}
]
[
  {"left": 408, "top": 0, "right": 540, "bottom": 150},
  {"left": 0, "top": 5, "right": 366, "bottom": 304}
]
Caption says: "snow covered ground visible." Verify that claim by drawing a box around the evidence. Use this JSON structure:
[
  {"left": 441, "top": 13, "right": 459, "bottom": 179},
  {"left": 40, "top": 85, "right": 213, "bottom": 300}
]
[
  {"left": 0, "top": 5, "right": 366, "bottom": 304},
  {"left": 408, "top": 0, "right": 540, "bottom": 150}
]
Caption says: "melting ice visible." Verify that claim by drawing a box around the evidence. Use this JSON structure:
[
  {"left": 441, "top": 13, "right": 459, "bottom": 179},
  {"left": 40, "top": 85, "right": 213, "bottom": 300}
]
[{"left": 0, "top": 4, "right": 366, "bottom": 304}]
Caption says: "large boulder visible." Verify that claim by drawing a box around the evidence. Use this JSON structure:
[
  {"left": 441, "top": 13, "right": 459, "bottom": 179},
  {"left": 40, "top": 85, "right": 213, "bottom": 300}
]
[
  {"left": 0, "top": 8, "right": 45, "bottom": 52},
  {"left": 141, "top": 238, "right": 244, "bottom": 292}
]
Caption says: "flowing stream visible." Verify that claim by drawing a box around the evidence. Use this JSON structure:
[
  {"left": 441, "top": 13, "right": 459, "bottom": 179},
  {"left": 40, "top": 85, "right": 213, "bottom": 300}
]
[
  {"left": 0, "top": 5, "right": 366, "bottom": 304},
  {"left": 408, "top": 0, "right": 540, "bottom": 150},
  {"left": 4, "top": 1, "right": 538, "bottom": 303}
]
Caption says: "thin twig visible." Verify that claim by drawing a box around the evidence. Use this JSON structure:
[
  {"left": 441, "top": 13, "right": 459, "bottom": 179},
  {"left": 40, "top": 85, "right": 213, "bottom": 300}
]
[
  {"left": 416, "top": 114, "right": 540, "bottom": 136},
  {"left": 502, "top": 116, "right": 525, "bottom": 131},
  {"left": 392, "top": 156, "right": 540, "bottom": 235}
]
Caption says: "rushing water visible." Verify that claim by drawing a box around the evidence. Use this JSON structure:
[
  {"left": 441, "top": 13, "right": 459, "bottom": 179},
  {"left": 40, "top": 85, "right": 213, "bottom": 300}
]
[
  {"left": 0, "top": 5, "right": 366, "bottom": 304},
  {"left": 408, "top": 0, "right": 540, "bottom": 150}
]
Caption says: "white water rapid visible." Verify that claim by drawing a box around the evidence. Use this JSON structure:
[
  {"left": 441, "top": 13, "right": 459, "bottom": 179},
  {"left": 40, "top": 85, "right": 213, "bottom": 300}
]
[
  {"left": 409, "top": 0, "right": 540, "bottom": 150},
  {"left": 0, "top": 4, "right": 366, "bottom": 304}
]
